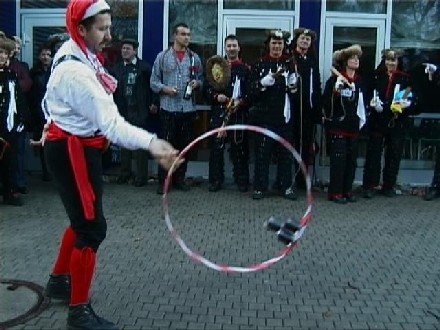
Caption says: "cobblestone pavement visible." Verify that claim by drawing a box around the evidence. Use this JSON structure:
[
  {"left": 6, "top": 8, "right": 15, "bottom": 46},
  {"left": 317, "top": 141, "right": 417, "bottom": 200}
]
[{"left": 0, "top": 175, "right": 439, "bottom": 330}]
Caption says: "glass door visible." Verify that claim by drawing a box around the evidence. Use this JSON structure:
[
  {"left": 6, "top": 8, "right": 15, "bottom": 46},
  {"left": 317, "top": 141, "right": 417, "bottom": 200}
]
[
  {"left": 21, "top": 13, "right": 66, "bottom": 67},
  {"left": 322, "top": 17, "right": 386, "bottom": 88},
  {"left": 222, "top": 14, "right": 294, "bottom": 65},
  {"left": 319, "top": 17, "right": 386, "bottom": 168},
  {"left": 20, "top": 13, "right": 66, "bottom": 173}
]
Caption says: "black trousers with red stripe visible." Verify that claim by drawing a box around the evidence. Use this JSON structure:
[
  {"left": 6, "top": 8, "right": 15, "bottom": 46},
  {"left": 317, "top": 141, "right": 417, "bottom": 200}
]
[{"left": 45, "top": 140, "right": 107, "bottom": 252}]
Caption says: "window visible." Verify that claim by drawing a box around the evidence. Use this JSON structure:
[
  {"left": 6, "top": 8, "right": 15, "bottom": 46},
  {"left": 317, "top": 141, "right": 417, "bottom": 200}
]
[
  {"left": 223, "top": 0, "right": 295, "bottom": 10},
  {"left": 168, "top": 0, "right": 218, "bottom": 104},
  {"left": 391, "top": 1, "right": 440, "bottom": 113},
  {"left": 326, "top": 0, "right": 386, "bottom": 14}
]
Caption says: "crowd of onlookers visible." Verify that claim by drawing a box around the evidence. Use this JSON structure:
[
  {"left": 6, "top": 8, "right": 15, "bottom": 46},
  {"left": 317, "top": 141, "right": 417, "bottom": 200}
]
[{"left": 2, "top": 22, "right": 440, "bottom": 208}]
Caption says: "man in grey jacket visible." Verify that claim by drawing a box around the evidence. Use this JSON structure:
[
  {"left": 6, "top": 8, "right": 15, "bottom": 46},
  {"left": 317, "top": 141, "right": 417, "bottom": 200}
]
[{"left": 150, "top": 22, "right": 203, "bottom": 194}]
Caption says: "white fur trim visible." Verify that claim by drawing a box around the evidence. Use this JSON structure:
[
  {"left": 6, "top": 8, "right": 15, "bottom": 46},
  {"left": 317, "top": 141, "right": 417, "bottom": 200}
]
[{"left": 82, "top": 0, "right": 110, "bottom": 20}]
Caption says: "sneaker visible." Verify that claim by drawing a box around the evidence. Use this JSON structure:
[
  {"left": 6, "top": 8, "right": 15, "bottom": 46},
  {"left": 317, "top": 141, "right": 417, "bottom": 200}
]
[
  {"left": 252, "top": 190, "right": 264, "bottom": 200},
  {"left": 282, "top": 187, "right": 297, "bottom": 200},
  {"left": 173, "top": 181, "right": 190, "bottom": 191},
  {"left": 67, "top": 304, "right": 118, "bottom": 330},
  {"left": 44, "top": 274, "right": 70, "bottom": 301}
]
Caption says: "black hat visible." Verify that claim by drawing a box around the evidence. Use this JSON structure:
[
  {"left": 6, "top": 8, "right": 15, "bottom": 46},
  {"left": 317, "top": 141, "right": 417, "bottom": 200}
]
[{"left": 121, "top": 38, "right": 139, "bottom": 49}]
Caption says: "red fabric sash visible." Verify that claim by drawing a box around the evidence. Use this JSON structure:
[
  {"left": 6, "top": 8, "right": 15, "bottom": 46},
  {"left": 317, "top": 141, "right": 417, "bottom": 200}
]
[{"left": 46, "top": 123, "right": 108, "bottom": 221}]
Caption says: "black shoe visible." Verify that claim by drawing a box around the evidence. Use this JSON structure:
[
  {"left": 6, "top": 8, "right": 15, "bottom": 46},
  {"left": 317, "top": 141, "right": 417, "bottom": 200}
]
[
  {"left": 133, "top": 178, "right": 147, "bottom": 187},
  {"left": 238, "top": 184, "right": 248, "bottom": 193},
  {"left": 208, "top": 182, "right": 222, "bottom": 192},
  {"left": 252, "top": 190, "right": 264, "bottom": 200},
  {"left": 329, "top": 195, "right": 347, "bottom": 204},
  {"left": 67, "top": 304, "right": 118, "bottom": 330},
  {"left": 42, "top": 173, "right": 52, "bottom": 182},
  {"left": 44, "top": 274, "right": 70, "bottom": 301},
  {"left": 363, "top": 189, "right": 374, "bottom": 199},
  {"left": 282, "top": 187, "right": 297, "bottom": 200},
  {"left": 345, "top": 194, "right": 357, "bottom": 203},
  {"left": 3, "top": 193, "right": 23, "bottom": 206},
  {"left": 173, "top": 181, "right": 190, "bottom": 191},
  {"left": 116, "top": 175, "right": 130, "bottom": 184},
  {"left": 382, "top": 188, "right": 396, "bottom": 197},
  {"left": 423, "top": 187, "right": 440, "bottom": 201},
  {"left": 156, "top": 185, "right": 164, "bottom": 195},
  {"left": 16, "top": 186, "right": 28, "bottom": 194}
]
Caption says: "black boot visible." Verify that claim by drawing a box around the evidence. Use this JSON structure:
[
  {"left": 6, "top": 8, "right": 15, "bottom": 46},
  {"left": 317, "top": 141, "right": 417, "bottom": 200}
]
[
  {"left": 68, "top": 304, "right": 118, "bottom": 330},
  {"left": 44, "top": 274, "right": 70, "bottom": 301},
  {"left": 423, "top": 187, "right": 440, "bottom": 201}
]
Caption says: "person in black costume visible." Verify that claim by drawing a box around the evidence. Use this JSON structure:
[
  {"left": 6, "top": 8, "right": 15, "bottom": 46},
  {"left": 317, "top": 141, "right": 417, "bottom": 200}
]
[
  {"left": 421, "top": 63, "right": 440, "bottom": 201},
  {"left": 29, "top": 43, "right": 52, "bottom": 181},
  {"left": 248, "top": 29, "right": 297, "bottom": 200},
  {"left": 362, "top": 49, "right": 419, "bottom": 198},
  {"left": 0, "top": 33, "right": 27, "bottom": 206},
  {"left": 112, "top": 38, "right": 158, "bottom": 187},
  {"left": 322, "top": 45, "right": 366, "bottom": 204},
  {"left": 204, "top": 35, "right": 250, "bottom": 192},
  {"left": 290, "top": 28, "right": 322, "bottom": 189}
]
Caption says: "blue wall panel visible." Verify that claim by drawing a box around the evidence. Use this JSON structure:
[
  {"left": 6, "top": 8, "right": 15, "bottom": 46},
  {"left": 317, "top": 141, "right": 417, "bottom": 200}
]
[
  {"left": 0, "top": 0, "right": 17, "bottom": 36},
  {"left": 299, "top": 0, "right": 321, "bottom": 34},
  {"left": 142, "top": 0, "right": 164, "bottom": 65}
]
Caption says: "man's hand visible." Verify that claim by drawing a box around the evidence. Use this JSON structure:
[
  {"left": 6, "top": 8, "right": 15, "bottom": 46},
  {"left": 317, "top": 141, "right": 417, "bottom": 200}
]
[
  {"left": 149, "top": 104, "right": 158, "bottom": 114},
  {"left": 189, "top": 80, "right": 200, "bottom": 89},
  {"left": 162, "top": 86, "right": 178, "bottom": 97},
  {"left": 216, "top": 94, "right": 229, "bottom": 103},
  {"left": 149, "top": 138, "right": 183, "bottom": 171},
  {"left": 30, "top": 123, "right": 49, "bottom": 147}
]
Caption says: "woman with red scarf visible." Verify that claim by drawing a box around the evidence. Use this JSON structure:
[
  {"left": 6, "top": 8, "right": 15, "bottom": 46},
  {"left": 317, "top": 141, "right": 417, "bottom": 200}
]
[
  {"left": 39, "top": 1, "right": 180, "bottom": 329},
  {"left": 322, "top": 45, "right": 366, "bottom": 204},
  {"left": 362, "top": 49, "right": 418, "bottom": 198}
]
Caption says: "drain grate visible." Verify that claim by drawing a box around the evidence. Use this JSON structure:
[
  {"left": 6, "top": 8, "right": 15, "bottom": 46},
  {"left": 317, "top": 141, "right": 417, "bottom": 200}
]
[{"left": 0, "top": 279, "right": 51, "bottom": 330}]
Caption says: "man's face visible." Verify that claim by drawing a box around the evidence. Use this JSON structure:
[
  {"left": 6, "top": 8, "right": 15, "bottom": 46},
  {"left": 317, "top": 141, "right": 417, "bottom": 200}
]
[
  {"left": 79, "top": 13, "right": 112, "bottom": 53},
  {"left": 0, "top": 48, "right": 9, "bottom": 67},
  {"left": 269, "top": 38, "right": 284, "bottom": 58},
  {"left": 225, "top": 39, "right": 240, "bottom": 60},
  {"left": 296, "top": 34, "right": 312, "bottom": 50},
  {"left": 385, "top": 57, "right": 398, "bottom": 72},
  {"left": 13, "top": 42, "right": 21, "bottom": 58},
  {"left": 39, "top": 48, "right": 52, "bottom": 67},
  {"left": 121, "top": 43, "right": 136, "bottom": 62},
  {"left": 174, "top": 27, "right": 190, "bottom": 48}
]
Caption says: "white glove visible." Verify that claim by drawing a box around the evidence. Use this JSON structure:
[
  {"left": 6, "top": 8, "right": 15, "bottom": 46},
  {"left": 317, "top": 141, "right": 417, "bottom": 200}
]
[
  {"left": 287, "top": 73, "right": 297, "bottom": 87},
  {"left": 260, "top": 74, "right": 275, "bottom": 87},
  {"left": 334, "top": 76, "right": 345, "bottom": 90},
  {"left": 425, "top": 63, "right": 437, "bottom": 74},
  {"left": 401, "top": 99, "right": 411, "bottom": 109},
  {"left": 370, "top": 98, "right": 383, "bottom": 112}
]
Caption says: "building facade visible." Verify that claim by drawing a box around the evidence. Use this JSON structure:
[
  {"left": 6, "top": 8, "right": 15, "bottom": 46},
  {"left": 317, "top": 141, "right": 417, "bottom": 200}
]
[{"left": 1, "top": 0, "right": 439, "bottom": 185}]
